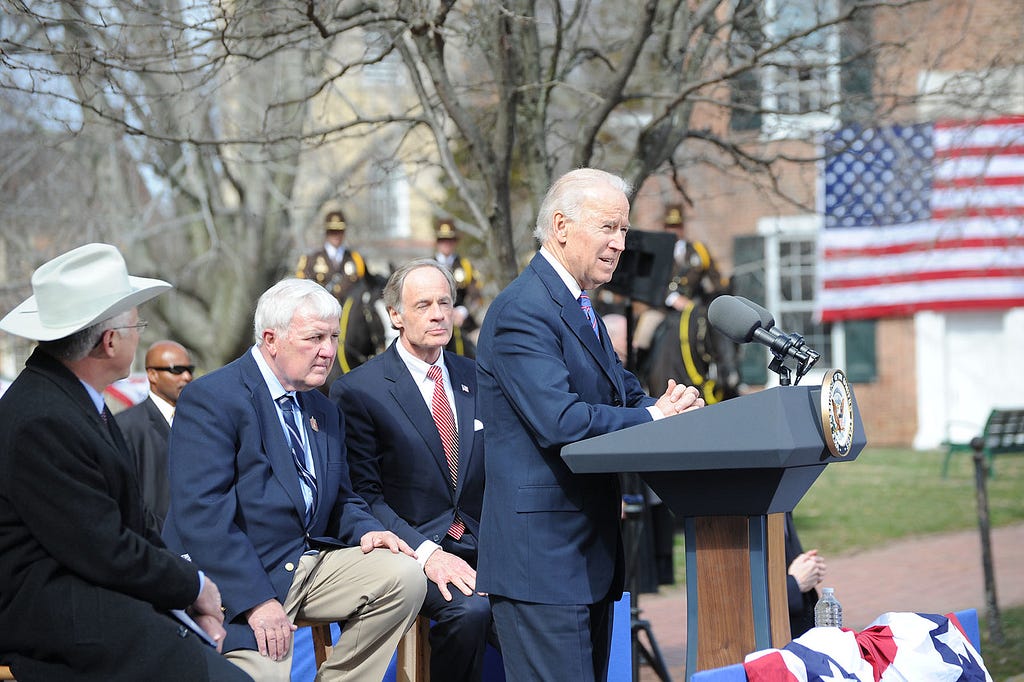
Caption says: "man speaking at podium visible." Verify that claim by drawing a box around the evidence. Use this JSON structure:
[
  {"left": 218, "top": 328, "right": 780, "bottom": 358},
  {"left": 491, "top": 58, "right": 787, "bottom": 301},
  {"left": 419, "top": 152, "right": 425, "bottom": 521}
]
[{"left": 476, "top": 168, "right": 704, "bottom": 681}]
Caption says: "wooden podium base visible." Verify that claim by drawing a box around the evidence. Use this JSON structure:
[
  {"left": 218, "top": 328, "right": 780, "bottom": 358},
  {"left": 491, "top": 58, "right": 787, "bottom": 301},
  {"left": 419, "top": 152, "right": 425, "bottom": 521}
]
[{"left": 684, "top": 513, "right": 791, "bottom": 677}]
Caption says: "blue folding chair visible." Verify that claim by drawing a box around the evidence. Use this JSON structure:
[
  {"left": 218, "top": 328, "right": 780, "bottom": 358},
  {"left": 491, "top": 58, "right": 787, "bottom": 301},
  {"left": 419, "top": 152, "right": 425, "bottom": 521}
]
[{"left": 291, "top": 593, "right": 634, "bottom": 681}]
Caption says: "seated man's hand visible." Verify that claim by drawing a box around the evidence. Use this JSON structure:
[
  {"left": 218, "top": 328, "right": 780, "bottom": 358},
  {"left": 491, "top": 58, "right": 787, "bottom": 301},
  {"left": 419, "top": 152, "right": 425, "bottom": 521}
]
[
  {"left": 359, "top": 530, "right": 417, "bottom": 558},
  {"left": 193, "top": 613, "right": 228, "bottom": 653},
  {"left": 190, "top": 575, "right": 226, "bottom": 650},
  {"left": 788, "top": 549, "right": 826, "bottom": 593},
  {"left": 423, "top": 549, "right": 477, "bottom": 601},
  {"left": 246, "top": 599, "right": 297, "bottom": 661}
]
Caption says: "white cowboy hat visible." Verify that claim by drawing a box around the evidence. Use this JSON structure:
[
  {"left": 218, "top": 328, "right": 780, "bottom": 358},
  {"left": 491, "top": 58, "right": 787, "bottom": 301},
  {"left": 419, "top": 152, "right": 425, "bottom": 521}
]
[{"left": 0, "top": 243, "right": 171, "bottom": 341}]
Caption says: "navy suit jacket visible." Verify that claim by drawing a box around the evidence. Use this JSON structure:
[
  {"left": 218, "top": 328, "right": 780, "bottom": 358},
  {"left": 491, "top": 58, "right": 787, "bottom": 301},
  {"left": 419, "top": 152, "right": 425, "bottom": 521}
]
[
  {"left": 475, "top": 254, "right": 656, "bottom": 605},
  {"left": 330, "top": 343, "right": 484, "bottom": 552},
  {"left": 162, "top": 350, "right": 382, "bottom": 653},
  {"left": 116, "top": 396, "right": 172, "bottom": 530}
]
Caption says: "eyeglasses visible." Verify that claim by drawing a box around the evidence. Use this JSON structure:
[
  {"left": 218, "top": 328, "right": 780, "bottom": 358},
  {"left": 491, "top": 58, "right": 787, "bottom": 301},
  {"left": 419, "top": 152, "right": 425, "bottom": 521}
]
[
  {"left": 147, "top": 365, "right": 195, "bottom": 375},
  {"left": 111, "top": 320, "right": 149, "bottom": 333}
]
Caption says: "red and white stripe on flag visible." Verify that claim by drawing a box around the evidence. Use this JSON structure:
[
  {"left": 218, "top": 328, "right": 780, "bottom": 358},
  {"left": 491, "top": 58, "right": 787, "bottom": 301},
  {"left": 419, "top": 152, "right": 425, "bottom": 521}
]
[
  {"left": 816, "top": 116, "right": 1024, "bottom": 322},
  {"left": 742, "top": 612, "right": 992, "bottom": 682}
]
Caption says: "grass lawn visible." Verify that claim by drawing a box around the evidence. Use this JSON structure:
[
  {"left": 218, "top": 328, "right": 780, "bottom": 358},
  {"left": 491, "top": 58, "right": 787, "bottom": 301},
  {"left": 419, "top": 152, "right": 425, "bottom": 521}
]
[
  {"left": 794, "top": 447, "right": 1024, "bottom": 555},
  {"left": 983, "top": 605, "right": 1024, "bottom": 682}
]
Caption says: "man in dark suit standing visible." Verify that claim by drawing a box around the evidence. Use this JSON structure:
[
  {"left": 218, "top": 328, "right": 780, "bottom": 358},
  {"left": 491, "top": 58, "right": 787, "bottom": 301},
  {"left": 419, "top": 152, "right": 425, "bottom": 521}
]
[
  {"left": 116, "top": 339, "right": 194, "bottom": 531},
  {"left": 330, "top": 259, "right": 493, "bottom": 682},
  {"left": 476, "top": 168, "right": 704, "bottom": 681},
  {"left": 0, "top": 243, "right": 245, "bottom": 681},
  {"left": 163, "top": 277, "right": 425, "bottom": 682}
]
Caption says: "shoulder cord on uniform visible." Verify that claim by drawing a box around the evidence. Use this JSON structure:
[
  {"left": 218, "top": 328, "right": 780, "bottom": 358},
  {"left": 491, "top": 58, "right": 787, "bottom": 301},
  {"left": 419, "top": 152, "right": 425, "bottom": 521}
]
[
  {"left": 350, "top": 251, "right": 366, "bottom": 278},
  {"left": 458, "top": 256, "right": 473, "bottom": 283},
  {"left": 678, "top": 303, "right": 720, "bottom": 405},
  {"left": 450, "top": 324, "right": 465, "bottom": 356},
  {"left": 337, "top": 297, "right": 354, "bottom": 374},
  {"left": 692, "top": 241, "right": 712, "bottom": 270}
]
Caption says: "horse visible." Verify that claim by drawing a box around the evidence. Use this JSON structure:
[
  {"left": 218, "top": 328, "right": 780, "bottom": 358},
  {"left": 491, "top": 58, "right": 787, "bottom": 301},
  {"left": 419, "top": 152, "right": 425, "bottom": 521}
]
[
  {"left": 319, "top": 274, "right": 390, "bottom": 395},
  {"left": 641, "top": 301, "right": 741, "bottom": 405}
]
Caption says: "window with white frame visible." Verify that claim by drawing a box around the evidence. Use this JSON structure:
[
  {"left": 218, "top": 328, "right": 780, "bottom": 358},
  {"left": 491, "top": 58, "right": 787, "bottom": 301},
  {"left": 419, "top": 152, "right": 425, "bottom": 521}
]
[
  {"left": 361, "top": 31, "right": 403, "bottom": 86},
  {"left": 759, "top": 0, "right": 841, "bottom": 138},
  {"left": 366, "top": 160, "right": 410, "bottom": 239},
  {"left": 760, "top": 216, "right": 834, "bottom": 378}
]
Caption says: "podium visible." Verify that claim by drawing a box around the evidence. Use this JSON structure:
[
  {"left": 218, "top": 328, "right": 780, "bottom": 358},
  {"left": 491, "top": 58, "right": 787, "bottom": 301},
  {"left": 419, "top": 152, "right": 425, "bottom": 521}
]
[{"left": 561, "top": 381, "right": 866, "bottom": 679}]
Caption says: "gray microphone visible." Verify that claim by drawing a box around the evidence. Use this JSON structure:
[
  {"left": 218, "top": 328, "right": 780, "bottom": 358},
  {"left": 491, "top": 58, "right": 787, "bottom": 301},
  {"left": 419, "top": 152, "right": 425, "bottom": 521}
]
[
  {"left": 708, "top": 295, "right": 763, "bottom": 343},
  {"left": 708, "top": 295, "right": 819, "bottom": 368},
  {"left": 734, "top": 296, "right": 775, "bottom": 330}
]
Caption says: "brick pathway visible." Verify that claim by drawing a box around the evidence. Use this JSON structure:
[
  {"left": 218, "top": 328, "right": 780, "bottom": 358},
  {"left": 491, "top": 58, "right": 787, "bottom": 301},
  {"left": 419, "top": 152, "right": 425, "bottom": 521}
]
[{"left": 637, "top": 522, "right": 1024, "bottom": 681}]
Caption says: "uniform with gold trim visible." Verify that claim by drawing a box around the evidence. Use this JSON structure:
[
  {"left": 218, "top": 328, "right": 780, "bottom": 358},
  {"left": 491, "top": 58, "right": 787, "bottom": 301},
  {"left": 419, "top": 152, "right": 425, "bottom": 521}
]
[
  {"left": 434, "top": 218, "right": 483, "bottom": 342},
  {"left": 662, "top": 204, "right": 728, "bottom": 309},
  {"left": 295, "top": 210, "right": 370, "bottom": 302}
]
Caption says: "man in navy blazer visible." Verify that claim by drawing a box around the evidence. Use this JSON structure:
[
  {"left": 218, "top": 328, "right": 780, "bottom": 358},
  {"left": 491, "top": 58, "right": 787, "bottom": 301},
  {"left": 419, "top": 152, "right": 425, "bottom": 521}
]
[
  {"left": 331, "top": 259, "right": 493, "bottom": 682},
  {"left": 476, "top": 168, "right": 704, "bottom": 681},
  {"left": 163, "top": 278, "right": 426, "bottom": 682}
]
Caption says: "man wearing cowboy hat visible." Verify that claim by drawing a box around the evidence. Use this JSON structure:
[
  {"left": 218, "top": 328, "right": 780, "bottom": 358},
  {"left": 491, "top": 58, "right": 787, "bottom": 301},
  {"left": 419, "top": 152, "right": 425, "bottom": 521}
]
[
  {"left": 0, "top": 243, "right": 249, "bottom": 681},
  {"left": 295, "top": 209, "right": 371, "bottom": 304}
]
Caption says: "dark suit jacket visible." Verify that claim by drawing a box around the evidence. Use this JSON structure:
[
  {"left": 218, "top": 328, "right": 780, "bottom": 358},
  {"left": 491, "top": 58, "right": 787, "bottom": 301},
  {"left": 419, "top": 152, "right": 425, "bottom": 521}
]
[
  {"left": 162, "top": 350, "right": 383, "bottom": 653},
  {"left": 116, "top": 395, "right": 172, "bottom": 530},
  {"left": 0, "top": 349, "right": 202, "bottom": 679},
  {"left": 330, "top": 343, "right": 484, "bottom": 552},
  {"left": 475, "top": 254, "right": 656, "bottom": 605},
  {"left": 785, "top": 512, "right": 817, "bottom": 637}
]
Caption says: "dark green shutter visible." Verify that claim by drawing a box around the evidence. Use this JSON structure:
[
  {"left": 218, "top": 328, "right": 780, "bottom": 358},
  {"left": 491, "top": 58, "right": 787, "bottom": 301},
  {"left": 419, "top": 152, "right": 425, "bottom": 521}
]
[
  {"left": 731, "top": 235, "right": 768, "bottom": 385},
  {"left": 839, "top": 0, "right": 875, "bottom": 122},
  {"left": 728, "top": 0, "right": 763, "bottom": 132},
  {"left": 843, "top": 319, "right": 876, "bottom": 382}
]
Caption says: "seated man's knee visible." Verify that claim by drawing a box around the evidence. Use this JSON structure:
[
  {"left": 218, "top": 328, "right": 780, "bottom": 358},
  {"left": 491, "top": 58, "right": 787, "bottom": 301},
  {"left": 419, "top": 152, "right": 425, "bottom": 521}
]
[{"left": 437, "top": 593, "right": 491, "bottom": 634}]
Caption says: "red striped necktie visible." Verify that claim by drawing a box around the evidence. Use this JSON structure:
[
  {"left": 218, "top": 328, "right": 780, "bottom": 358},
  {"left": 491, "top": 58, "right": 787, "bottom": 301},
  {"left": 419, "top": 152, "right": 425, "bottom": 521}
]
[{"left": 427, "top": 365, "right": 465, "bottom": 540}]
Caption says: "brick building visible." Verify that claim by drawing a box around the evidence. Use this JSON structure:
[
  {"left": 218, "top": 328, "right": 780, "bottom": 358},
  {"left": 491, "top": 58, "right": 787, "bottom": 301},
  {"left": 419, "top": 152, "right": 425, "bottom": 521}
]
[{"left": 632, "top": 0, "right": 1024, "bottom": 447}]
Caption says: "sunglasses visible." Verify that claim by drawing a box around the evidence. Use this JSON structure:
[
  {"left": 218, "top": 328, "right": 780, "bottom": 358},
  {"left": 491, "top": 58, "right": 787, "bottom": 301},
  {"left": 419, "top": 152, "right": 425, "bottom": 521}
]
[{"left": 147, "top": 365, "right": 195, "bottom": 375}]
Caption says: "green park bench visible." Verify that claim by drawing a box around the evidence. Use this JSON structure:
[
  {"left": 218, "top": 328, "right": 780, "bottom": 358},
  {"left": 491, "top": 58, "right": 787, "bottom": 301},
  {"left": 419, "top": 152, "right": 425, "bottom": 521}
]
[{"left": 942, "top": 408, "right": 1024, "bottom": 478}]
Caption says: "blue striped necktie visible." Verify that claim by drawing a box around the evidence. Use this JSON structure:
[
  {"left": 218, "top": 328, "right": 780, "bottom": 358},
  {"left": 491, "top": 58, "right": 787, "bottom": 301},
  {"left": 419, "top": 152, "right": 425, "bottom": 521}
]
[
  {"left": 277, "top": 394, "right": 318, "bottom": 529},
  {"left": 578, "top": 292, "right": 600, "bottom": 338}
]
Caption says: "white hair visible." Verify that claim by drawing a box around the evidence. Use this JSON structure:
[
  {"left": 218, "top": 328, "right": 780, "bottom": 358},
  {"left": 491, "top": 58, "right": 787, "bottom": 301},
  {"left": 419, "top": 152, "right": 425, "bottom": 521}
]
[
  {"left": 253, "top": 278, "right": 341, "bottom": 345},
  {"left": 533, "top": 168, "right": 633, "bottom": 244}
]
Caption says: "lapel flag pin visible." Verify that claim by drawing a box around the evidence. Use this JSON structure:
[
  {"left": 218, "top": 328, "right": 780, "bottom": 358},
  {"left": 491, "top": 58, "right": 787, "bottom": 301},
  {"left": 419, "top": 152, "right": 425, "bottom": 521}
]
[{"left": 309, "top": 416, "right": 319, "bottom": 432}]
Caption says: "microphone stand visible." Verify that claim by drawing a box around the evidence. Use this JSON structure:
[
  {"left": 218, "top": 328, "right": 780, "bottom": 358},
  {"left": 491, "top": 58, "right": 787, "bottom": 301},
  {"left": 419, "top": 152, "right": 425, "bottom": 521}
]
[
  {"left": 622, "top": 296, "right": 673, "bottom": 682},
  {"left": 767, "top": 332, "right": 819, "bottom": 386}
]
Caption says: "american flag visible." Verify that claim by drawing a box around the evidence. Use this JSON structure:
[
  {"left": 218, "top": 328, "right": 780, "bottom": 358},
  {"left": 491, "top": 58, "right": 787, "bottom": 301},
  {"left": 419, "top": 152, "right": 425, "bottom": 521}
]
[
  {"left": 816, "top": 116, "right": 1024, "bottom": 322},
  {"left": 743, "top": 612, "right": 991, "bottom": 682}
]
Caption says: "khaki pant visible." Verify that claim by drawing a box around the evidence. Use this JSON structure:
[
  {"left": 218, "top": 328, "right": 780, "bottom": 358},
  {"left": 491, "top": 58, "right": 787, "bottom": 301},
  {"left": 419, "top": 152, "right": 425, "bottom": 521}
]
[{"left": 227, "top": 548, "right": 425, "bottom": 682}]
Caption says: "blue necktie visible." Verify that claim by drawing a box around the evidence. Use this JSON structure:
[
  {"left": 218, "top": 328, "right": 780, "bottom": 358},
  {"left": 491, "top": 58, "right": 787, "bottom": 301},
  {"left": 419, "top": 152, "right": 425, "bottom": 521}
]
[
  {"left": 578, "top": 293, "right": 600, "bottom": 338},
  {"left": 277, "top": 394, "right": 318, "bottom": 529}
]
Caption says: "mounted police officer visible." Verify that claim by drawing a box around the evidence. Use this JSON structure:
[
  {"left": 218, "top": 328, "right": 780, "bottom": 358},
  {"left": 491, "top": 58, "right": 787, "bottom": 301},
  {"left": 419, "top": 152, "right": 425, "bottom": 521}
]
[
  {"left": 295, "top": 210, "right": 370, "bottom": 303},
  {"left": 433, "top": 217, "right": 482, "bottom": 356}
]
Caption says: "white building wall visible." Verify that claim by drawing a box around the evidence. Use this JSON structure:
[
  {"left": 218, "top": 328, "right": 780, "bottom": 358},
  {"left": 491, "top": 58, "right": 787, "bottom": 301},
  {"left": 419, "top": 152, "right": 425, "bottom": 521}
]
[{"left": 915, "top": 308, "right": 1024, "bottom": 448}]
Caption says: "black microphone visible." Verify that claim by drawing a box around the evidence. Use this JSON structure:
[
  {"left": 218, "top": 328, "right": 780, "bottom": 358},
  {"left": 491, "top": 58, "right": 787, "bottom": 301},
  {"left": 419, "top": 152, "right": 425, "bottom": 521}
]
[{"left": 708, "top": 295, "right": 820, "bottom": 369}]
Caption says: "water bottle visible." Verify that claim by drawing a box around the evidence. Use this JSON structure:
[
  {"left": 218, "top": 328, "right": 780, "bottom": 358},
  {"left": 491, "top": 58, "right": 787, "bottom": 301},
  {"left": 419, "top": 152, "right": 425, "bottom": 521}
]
[{"left": 814, "top": 587, "right": 843, "bottom": 628}]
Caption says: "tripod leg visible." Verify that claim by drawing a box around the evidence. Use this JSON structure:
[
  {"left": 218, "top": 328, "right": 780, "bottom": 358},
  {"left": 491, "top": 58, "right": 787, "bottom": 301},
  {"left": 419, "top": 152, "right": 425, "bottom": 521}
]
[{"left": 633, "top": 618, "right": 673, "bottom": 682}]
